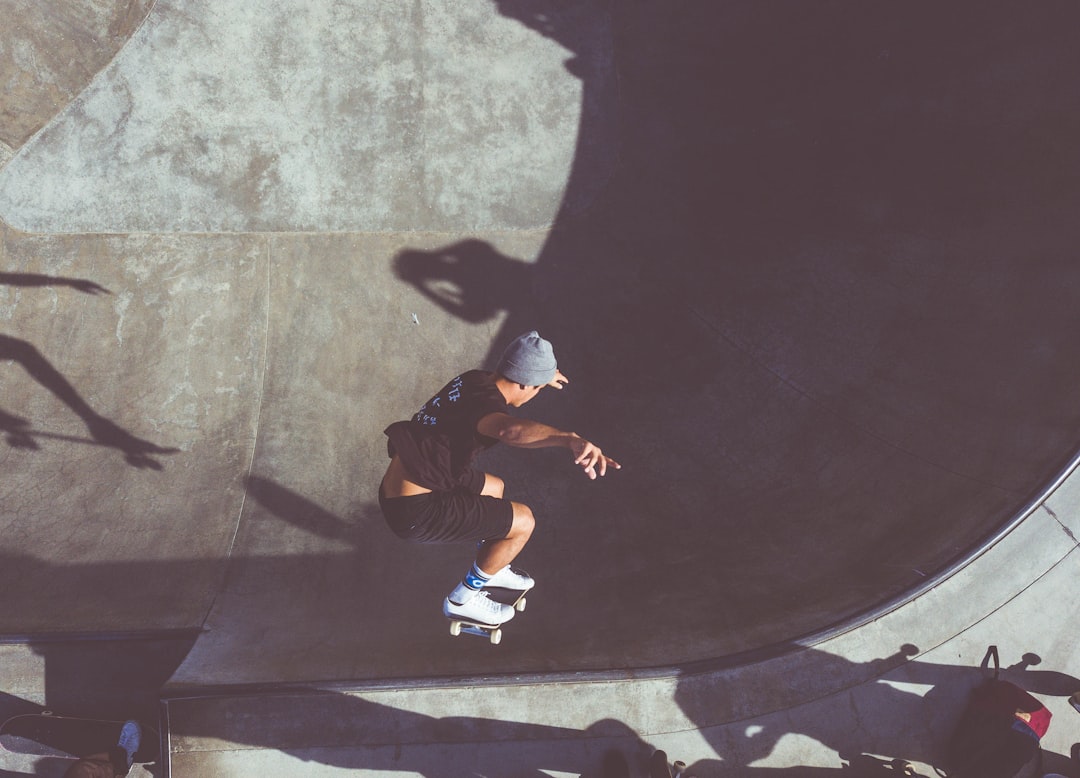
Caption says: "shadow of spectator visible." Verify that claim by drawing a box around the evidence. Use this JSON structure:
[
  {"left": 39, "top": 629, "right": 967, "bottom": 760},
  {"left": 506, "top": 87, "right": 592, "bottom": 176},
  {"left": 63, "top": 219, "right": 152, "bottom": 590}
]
[
  {"left": 670, "top": 644, "right": 1080, "bottom": 776},
  {"left": 1, "top": 273, "right": 177, "bottom": 469},
  {"left": 164, "top": 688, "right": 650, "bottom": 778}
]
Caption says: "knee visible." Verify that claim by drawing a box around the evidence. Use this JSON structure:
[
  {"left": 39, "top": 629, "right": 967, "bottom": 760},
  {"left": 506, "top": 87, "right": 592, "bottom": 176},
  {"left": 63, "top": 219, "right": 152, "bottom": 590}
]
[
  {"left": 509, "top": 503, "right": 535, "bottom": 539},
  {"left": 483, "top": 473, "right": 505, "bottom": 498}
]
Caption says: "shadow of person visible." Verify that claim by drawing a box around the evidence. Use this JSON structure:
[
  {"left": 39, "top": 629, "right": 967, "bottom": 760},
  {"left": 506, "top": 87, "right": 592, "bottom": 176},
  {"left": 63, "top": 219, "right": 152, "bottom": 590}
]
[
  {"left": 1, "top": 274, "right": 177, "bottom": 469},
  {"left": 166, "top": 688, "right": 650, "bottom": 778},
  {"left": 0, "top": 407, "right": 38, "bottom": 449},
  {"left": 672, "top": 644, "right": 1080, "bottom": 777},
  {"left": 998, "top": 651, "right": 1080, "bottom": 697},
  {"left": 0, "top": 272, "right": 110, "bottom": 296},
  {"left": 393, "top": 239, "right": 534, "bottom": 324},
  {"left": 0, "top": 334, "right": 178, "bottom": 469},
  {"left": 669, "top": 644, "right": 932, "bottom": 775},
  {"left": 245, "top": 474, "right": 361, "bottom": 544}
]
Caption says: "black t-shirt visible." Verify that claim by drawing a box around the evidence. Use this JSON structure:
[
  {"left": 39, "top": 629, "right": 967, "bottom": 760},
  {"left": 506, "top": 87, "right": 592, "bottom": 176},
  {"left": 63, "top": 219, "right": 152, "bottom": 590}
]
[{"left": 384, "top": 370, "right": 508, "bottom": 491}]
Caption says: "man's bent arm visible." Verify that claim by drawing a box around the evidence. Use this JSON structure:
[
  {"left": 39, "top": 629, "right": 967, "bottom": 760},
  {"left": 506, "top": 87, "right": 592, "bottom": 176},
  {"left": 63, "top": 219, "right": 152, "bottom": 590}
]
[
  {"left": 477, "top": 413, "right": 621, "bottom": 479},
  {"left": 477, "top": 413, "right": 577, "bottom": 449}
]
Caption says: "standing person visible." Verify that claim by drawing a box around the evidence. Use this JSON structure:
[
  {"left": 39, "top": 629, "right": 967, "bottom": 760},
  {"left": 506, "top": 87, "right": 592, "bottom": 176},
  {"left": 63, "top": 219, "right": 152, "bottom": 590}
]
[{"left": 379, "top": 331, "right": 620, "bottom": 625}]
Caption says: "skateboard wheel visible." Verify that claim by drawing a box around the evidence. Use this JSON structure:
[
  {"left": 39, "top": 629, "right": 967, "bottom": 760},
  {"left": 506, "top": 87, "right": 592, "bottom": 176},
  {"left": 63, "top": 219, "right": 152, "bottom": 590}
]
[
  {"left": 489, "top": 628, "right": 502, "bottom": 645},
  {"left": 515, "top": 597, "right": 527, "bottom": 612},
  {"left": 449, "top": 621, "right": 462, "bottom": 637}
]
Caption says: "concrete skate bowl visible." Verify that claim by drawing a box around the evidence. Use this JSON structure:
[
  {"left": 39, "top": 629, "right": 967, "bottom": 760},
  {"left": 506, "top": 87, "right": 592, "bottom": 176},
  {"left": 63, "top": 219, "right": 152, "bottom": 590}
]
[{"left": 2, "top": 2, "right": 1080, "bottom": 688}]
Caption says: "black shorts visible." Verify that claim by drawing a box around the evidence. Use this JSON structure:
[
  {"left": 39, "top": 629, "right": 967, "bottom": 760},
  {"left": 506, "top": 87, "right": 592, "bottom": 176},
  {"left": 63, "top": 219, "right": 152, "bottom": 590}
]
[{"left": 378, "top": 469, "right": 514, "bottom": 543}]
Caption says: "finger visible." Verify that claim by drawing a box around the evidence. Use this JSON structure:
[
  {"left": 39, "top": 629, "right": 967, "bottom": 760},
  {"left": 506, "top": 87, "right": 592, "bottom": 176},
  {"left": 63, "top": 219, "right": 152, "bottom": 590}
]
[{"left": 595, "top": 456, "right": 620, "bottom": 477}]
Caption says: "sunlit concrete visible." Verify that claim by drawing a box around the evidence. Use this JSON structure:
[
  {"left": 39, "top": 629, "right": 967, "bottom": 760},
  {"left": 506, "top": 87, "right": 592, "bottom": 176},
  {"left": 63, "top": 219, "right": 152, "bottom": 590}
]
[{"left": 0, "top": 0, "right": 616, "bottom": 232}]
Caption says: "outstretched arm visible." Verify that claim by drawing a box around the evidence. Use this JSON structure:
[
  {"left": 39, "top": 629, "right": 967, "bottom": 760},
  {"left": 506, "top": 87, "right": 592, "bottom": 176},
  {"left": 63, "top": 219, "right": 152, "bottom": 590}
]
[{"left": 477, "top": 412, "right": 621, "bottom": 479}]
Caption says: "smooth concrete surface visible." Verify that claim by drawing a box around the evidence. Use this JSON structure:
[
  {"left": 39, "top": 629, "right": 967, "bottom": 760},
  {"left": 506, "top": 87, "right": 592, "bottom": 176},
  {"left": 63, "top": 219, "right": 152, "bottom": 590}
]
[
  {"left": 162, "top": 466, "right": 1080, "bottom": 775},
  {"left": 1, "top": 229, "right": 266, "bottom": 632},
  {"left": 3, "top": 1, "right": 1080, "bottom": 776},
  {"left": 0, "top": 0, "right": 617, "bottom": 232},
  {"left": 0, "top": 0, "right": 153, "bottom": 149},
  {"left": 2, "top": 0, "right": 1077, "bottom": 682}
]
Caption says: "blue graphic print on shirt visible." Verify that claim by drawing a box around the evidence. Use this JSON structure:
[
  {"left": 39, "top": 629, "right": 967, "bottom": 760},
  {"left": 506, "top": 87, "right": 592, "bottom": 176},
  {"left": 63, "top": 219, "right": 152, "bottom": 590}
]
[{"left": 414, "top": 375, "right": 464, "bottom": 426}]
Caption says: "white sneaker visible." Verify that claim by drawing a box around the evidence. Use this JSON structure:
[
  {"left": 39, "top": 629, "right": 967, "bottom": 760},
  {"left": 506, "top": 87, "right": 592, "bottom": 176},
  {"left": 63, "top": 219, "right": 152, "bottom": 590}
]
[
  {"left": 484, "top": 565, "right": 535, "bottom": 591},
  {"left": 443, "top": 591, "right": 515, "bottom": 625}
]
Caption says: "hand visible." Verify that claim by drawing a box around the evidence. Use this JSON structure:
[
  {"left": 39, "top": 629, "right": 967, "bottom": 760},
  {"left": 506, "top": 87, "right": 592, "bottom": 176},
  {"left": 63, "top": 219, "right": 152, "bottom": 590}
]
[
  {"left": 546, "top": 370, "right": 569, "bottom": 390},
  {"left": 570, "top": 437, "right": 621, "bottom": 480}
]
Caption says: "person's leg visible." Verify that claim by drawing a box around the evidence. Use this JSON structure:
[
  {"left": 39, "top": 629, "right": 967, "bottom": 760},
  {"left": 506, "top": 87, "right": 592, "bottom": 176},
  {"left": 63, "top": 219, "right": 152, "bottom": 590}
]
[
  {"left": 480, "top": 473, "right": 504, "bottom": 498},
  {"left": 444, "top": 474, "right": 529, "bottom": 622},
  {"left": 475, "top": 472, "right": 534, "bottom": 574},
  {"left": 475, "top": 501, "right": 534, "bottom": 575}
]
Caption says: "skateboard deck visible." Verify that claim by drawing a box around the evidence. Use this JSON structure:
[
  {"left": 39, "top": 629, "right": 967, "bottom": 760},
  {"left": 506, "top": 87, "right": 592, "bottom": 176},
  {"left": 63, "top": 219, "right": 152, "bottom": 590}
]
[
  {"left": 0, "top": 712, "right": 158, "bottom": 764},
  {"left": 448, "top": 586, "right": 529, "bottom": 645}
]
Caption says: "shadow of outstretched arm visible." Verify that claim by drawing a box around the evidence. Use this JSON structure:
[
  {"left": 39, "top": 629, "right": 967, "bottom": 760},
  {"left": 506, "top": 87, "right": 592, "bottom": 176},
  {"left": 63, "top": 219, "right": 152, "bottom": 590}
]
[
  {"left": 0, "top": 334, "right": 177, "bottom": 469},
  {"left": 0, "top": 272, "right": 110, "bottom": 295}
]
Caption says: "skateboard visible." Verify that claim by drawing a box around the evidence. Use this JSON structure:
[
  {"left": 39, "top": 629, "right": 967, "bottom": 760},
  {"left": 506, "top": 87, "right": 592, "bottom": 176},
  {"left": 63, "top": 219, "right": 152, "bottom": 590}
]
[
  {"left": 447, "top": 586, "right": 529, "bottom": 645},
  {"left": 0, "top": 711, "right": 158, "bottom": 764}
]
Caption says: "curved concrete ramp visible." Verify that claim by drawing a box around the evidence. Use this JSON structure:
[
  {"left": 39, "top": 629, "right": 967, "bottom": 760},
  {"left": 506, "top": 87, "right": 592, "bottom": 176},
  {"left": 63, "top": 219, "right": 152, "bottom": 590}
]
[
  {"left": 2, "top": 1, "right": 1080, "bottom": 694},
  {"left": 0, "top": 0, "right": 153, "bottom": 154},
  {"left": 163, "top": 484, "right": 1080, "bottom": 775},
  {"left": 0, "top": 0, "right": 617, "bottom": 232}
]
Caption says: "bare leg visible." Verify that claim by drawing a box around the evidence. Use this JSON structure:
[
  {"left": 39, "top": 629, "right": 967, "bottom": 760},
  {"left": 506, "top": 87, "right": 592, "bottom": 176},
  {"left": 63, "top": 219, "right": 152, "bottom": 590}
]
[
  {"left": 476, "top": 501, "right": 534, "bottom": 575},
  {"left": 474, "top": 473, "right": 534, "bottom": 574},
  {"left": 445, "top": 473, "right": 534, "bottom": 616},
  {"left": 480, "top": 473, "right": 504, "bottom": 498}
]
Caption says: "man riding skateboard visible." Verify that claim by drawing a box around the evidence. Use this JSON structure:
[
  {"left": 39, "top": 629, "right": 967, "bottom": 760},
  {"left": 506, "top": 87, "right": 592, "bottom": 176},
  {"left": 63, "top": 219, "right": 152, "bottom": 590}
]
[{"left": 379, "top": 331, "right": 620, "bottom": 626}]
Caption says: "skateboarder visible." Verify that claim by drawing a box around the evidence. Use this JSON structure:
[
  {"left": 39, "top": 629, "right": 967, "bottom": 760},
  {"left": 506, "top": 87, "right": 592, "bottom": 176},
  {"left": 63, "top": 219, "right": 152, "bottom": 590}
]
[{"left": 379, "top": 331, "right": 619, "bottom": 625}]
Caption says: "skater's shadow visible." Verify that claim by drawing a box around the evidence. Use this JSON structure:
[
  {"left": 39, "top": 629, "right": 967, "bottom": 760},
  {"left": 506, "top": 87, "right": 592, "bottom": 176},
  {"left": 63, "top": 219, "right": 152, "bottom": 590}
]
[
  {"left": 393, "top": 240, "right": 535, "bottom": 325},
  {"left": 0, "top": 273, "right": 176, "bottom": 469},
  {"left": 244, "top": 475, "right": 362, "bottom": 545}
]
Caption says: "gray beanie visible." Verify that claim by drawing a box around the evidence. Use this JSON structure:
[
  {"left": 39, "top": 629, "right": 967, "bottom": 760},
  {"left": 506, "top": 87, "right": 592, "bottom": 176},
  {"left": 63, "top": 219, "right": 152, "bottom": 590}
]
[{"left": 496, "top": 331, "right": 557, "bottom": 386}]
